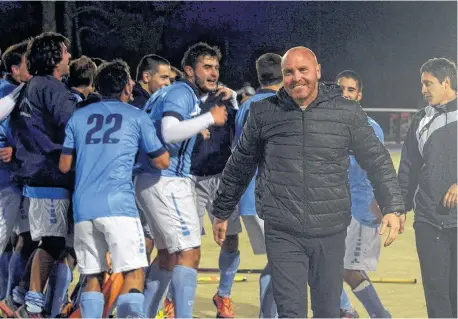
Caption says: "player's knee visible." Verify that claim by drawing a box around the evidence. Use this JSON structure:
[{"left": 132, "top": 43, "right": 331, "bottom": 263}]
[
  {"left": 20, "top": 232, "right": 38, "bottom": 257},
  {"left": 39, "top": 236, "right": 66, "bottom": 260},
  {"left": 124, "top": 268, "right": 145, "bottom": 283},
  {"left": 344, "top": 269, "right": 365, "bottom": 289},
  {"left": 85, "top": 273, "right": 104, "bottom": 292},
  {"left": 223, "top": 234, "right": 239, "bottom": 252},
  {"left": 177, "top": 247, "right": 201, "bottom": 268},
  {"left": 157, "top": 249, "right": 176, "bottom": 271}
]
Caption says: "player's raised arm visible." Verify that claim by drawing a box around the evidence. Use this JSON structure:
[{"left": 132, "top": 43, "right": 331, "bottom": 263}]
[{"left": 160, "top": 87, "right": 227, "bottom": 144}]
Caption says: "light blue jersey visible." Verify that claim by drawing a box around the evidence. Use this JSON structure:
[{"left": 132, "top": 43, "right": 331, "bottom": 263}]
[
  {"left": 235, "top": 90, "right": 276, "bottom": 216},
  {"left": 349, "top": 117, "right": 384, "bottom": 227},
  {"left": 62, "top": 99, "right": 165, "bottom": 223},
  {"left": 137, "top": 81, "right": 201, "bottom": 177}
]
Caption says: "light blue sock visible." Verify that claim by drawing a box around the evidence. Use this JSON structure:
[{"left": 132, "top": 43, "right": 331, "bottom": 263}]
[
  {"left": 44, "top": 262, "right": 72, "bottom": 317},
  {"left": 353, "top": 280, "right": 390, "bottom": 318},
  {"left": 80, "top": 291, "right": 103, "bottom": 318},
  {"left": 259, "top": 264, "right": 277, "bottom": 318},
  {"left": 12, "top": 285, "right": 26, "bottom": 305},
  {"left": 217, "top": 250, "right": 240, "bottom": 297},
  {"left": 171, "top": 265, "right": 197, "bottom": 318},
  {"left": 143, "top": 264, "right": 172, "bottom": 317},
  {"left": 25, "top": 291, "right": 45, "bottom": 314},
  {"left": 340, "top": 288, "right": 354, "bottom": 311},
  {"left": 6, "top": 251, "right": 27, "bottom": 298},
  {"left": 117, "top": 292, "right": 145, "bottom": 318},
  {"left": 166, "top": 283, "right": 174, "bottom": 301},
  {"left": 0, "top": 251, "right": 12, "bottom": 299}
]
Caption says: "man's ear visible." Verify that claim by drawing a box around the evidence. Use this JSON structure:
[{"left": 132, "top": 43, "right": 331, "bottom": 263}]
[
  {"left": 316, "top": 64, "right": 321, "bottom": 81},
  {"left": 357, "top": 91, "right": 363, "bottom": 101},
  {"left": 141, "top": 71, "right": 150, "bottom": 83},
  {"left": 11, "top": 65, "right": 20, "bottom": 77},
  {"left": 183, "top": 65, "right": 194, "bottom": 78},
  {"left": 443, "top": 76, "right": 451, "bottom": 90}
]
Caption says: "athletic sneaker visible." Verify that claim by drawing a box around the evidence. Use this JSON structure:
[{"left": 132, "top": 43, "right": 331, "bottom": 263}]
[
  {"left": 213, "top": 293, "right": 234, "bottom": 318},
  {"left": 0, "top": 296, "right": 17, "bottom": 318},
  {"left": 14, "top": 304, "right": 43, "bottom": 318},
  {"left": 340, "top": 308, "right": 359, "bottom": 318},
  {"left": 163, "top": 298, "right": 175, "bottom": 318}
]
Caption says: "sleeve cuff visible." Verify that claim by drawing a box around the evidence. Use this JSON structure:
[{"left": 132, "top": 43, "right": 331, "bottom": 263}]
[
  {"left": 147, "top": 146, "right": 167, "bottom": 159},
  {"left": 62, "top": 147, "right": 74, "bottom": 155},
  {"left": 163, "top": 111, "right": 184, "bottom": 121}
]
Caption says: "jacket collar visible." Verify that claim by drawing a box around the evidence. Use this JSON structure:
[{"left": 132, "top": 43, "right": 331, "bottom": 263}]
[
  {"left": 133, "top": 82, "right": 150, "bottom": 99},
  {"left": 70, "top": 88, "right": 85, "bottom": 101},
  {"left": 276, "top": 82, "right": 342, "bottom": 111},
  {"left": 433, "top": 97, "right": 457, "bottom": 113},
  {"left": 5, "top": 74, "right": 20, "bottom": 86},
  {"left": 256, "top": 88, "right": 277, "bottom": 95}
]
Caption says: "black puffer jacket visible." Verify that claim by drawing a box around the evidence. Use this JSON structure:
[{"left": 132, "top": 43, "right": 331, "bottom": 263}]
[{"left": 212, "top": 83, "right": 405, "bottom": 236}]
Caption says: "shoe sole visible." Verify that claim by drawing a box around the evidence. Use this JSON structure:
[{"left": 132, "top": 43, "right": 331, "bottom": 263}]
[
  {"left": 212, "top": 298, "right": 234, "bottom": 319},
  {"left": 0, "top": 302, "right": 14, "bottom": 318}
]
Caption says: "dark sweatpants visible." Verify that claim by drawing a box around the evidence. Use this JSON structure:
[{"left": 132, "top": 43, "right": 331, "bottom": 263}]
[
  {"left": 415, "top": 221, "right": 457, "bottom": 318},
  {"left": 265, "top": 224, "right": 346, "bottom": 318}
]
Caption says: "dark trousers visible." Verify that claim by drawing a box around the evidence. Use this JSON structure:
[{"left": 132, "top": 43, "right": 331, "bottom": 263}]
[
  {"left": 265, "top": 225, "right": 346, "bottom": 318},
  {"left": 415, "top": 221, "right": 457, "bottom": 318}
]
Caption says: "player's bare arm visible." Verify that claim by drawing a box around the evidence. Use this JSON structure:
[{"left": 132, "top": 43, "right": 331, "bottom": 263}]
[{"left": 58, "top": 154, "right": 73, "bottom": 173}]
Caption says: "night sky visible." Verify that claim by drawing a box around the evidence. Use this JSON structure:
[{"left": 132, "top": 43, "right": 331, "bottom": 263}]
[{"left": 1, "top": 1, "right": 457, "bottom": 111}]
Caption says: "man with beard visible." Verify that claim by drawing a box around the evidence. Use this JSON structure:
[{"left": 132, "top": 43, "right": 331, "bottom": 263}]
[
  {"left": 212, "top": 47, "right": 405, "bottom": 318},
  {"left": 134, "top": 42, "right": 229, "bottom": 318}
]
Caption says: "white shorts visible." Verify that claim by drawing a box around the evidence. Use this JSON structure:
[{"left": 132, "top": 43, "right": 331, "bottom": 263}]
[
  {"left": 135, "top": 174, "right": 201, "bottom": 254},
  {"left": 241, "top": 213, "right": 266, "bottom": 255},
  {"left": 26, "top": 197, "right": 69, "bottom": 241},
  {"left": 0, "top": 186, "right": 22, "bottom": 253},
  {"left": 344, "top": 217, "right": 381, "bottom": 271},
  {"left": 193, "top": 174, "right": 242, "bottom": 236},
  {"left": 74, "top": 216, "right": 147, "bottom": 274}
]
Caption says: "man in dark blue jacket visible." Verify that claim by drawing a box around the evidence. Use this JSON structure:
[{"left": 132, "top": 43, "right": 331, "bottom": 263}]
[{"left": 7, "top": 32, "right": 77, "bottom": 317}]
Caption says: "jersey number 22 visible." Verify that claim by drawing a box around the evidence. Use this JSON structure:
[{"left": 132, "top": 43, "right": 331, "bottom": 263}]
[{"left": 85, "top": 113, "right": 123, "bottom": 144}]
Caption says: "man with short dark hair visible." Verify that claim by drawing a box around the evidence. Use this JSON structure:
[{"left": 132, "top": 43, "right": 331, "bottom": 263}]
[
  {"left": 131, "top": 54, "right": 171, "bottom": 108},
  {"left": 5, "top": 32, "right": 77, "bottom": 317},
  {"left": 68, "top": 56, "right": 97, "bottom": 102},
  {"left": 170, "top": 66, "right": 183, "bottom": 84},
  {"left": 229, "top": 52, "right": 284, "bottom": 319},
  {"left": 212, "top": 47, "right": 405, "bottom": 318},
  {"left": 398, "top": 57, "right": 457, "bottom": 318},
  {"left": 336, "top": 69, "right": 391, "bottom": 318},
  {"left": 59, "top": 59, "right": 169, "bottom": 318},
  {"left": 134, "top": 42, "right": 229, "bottom": 318}
]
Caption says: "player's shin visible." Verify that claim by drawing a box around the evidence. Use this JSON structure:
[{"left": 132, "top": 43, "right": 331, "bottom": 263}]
[
  {"left": 117, "top": 268, "right": 145, "bottom": 318},
  {"left": 259, "top": 264, "right": 277, "bottom": 318},
  {"left": 143, "top": 262, "right": 172, "bottom": 317},
  {"left": 0, "top": 249, "right": 12, "bottom": 299},
  {"left": 43, "top": 261, "right": 72, "bottom": 317},
  {"left": 217, "top": 235, "right": 240, "bottom": 298},
  {"left": 171, "top": 265, "right": 198, "bottom": 318}
]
